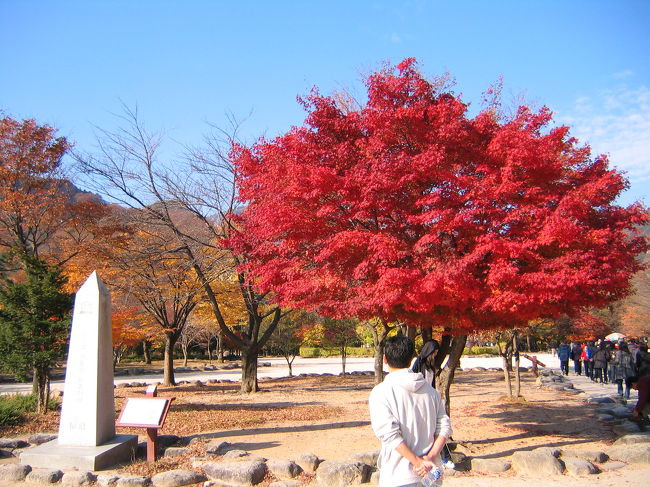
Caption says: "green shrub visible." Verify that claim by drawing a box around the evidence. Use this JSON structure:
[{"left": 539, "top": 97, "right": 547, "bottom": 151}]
[
  {"left": 299, "top": 346, "right": 373, "bottom": 358},
  {"left": 463, "top": 346, "right": 498, "bottom": 356},
  {"left": 0, "top": 394, "right": 35, "bottom": 426},
  {"left": 0, "top": 393, "right": 59, "bottom": 427}
]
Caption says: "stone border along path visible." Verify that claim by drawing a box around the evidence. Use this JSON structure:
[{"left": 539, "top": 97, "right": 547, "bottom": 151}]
[{"left": 1, "top": 366, "right": 649, "bottom": 486}]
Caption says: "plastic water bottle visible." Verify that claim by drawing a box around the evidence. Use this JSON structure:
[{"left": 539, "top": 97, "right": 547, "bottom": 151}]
[
  {"left": 443, "top": 458, "right": 455, "bottom": 469},
  {"left": 420, "top": 467, "right": 442, "bottom": 487}
]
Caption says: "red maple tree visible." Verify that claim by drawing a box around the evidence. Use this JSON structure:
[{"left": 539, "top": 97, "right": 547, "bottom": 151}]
[{"left": 231, "top": 59, "right": 647, "bottom": 333}]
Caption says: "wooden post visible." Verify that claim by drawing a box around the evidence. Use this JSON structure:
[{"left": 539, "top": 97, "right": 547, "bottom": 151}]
[
  {"left": 115, "top": 385, "right": 174, "bottom": 464},
  {"left": 145, "top": 385, "right": 158, "bottom": 461}
]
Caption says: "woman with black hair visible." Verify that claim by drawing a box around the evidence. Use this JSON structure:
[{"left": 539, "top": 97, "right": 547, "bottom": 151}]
[
  {"left": 411, "top": 339, "right": 455, "bottom": 469},
  {"left": 411, "top": 339, "right": 440, "bottom": 389}
]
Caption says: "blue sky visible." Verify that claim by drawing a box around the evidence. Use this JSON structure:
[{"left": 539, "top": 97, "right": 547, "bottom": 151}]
[{"left": 1, "top": 0, "right": 648, "bottom": 206}]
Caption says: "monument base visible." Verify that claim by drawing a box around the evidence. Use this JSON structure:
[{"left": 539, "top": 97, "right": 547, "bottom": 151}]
[{"left": 20, "top": 434, "right": 138, "bottom": 471}]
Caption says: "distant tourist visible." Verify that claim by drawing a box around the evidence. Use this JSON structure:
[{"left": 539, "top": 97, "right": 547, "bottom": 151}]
[
  {"left": 557, "top": 342, "right": 571, "bottom": 375},
  {"left": 625, "top": 375, "right": 650, "bottom": 431},
  {"left": 613, "top": 342, "right": 636, "bottom": 399}
]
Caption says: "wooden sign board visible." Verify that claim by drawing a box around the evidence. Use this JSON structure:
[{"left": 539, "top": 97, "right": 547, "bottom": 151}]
[{"left": 116, "top": 397, "right": 173, "bottom": 429}]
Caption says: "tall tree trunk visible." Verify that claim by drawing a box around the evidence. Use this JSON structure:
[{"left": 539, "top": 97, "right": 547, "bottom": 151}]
[
  {"left": 371, "top": 320, "right": 392, "bottom": 385},
  {"left": 406, "top": 325, "right": 416, "bottom": 342},
  {"left": 182, "top": 343, "right": 189, "bottom": 367},
  {"left": 217, "top": 332, "right": 225, "bottom": 362},
  {"left": 513, "top": 330, "right": 521, "bottom": 398},
  {"left": 284, "top": 354, "right": 294, "bottom": 377},
  {"left": 341, "top": 344, "right": 347, "bottom": 375},
  {"left": 32, "top": 368, "right": 38, "bottom": 395},
  {"left": 437, "top": 334, "right": 467, "bottom": 416},
  {"left": 163, "top": 335, "right": 177, "bottom": 386},
  {"left": 502, "top": 354, "right": 513, "bottom": 397},
  {"left": 207, "top": 339, "right": 213, "bottom": 363},
  {"left": 241, "top": 346, "right": 259, "bottom": 393},
  {"left": 143, "top": 340, "right": 152, "bottom": 364},
  {"left": 113, "top": 345, "right": 122, "bottom": 368},
  {"left": 34, "top": 368, "right": 49, "bottom": 414}
]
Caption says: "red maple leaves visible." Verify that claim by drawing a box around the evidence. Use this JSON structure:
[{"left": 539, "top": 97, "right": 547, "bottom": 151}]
[{"left": 229, "top": 59, "right": 648, "bottom": 334}]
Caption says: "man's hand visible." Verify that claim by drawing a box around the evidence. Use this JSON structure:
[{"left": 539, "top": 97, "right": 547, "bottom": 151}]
[{"left": 413, "top": 457, "right": 436, "bottom": 477}]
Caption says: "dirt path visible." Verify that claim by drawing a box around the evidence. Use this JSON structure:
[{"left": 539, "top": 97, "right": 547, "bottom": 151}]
[{"left": 2, "top": 368, "right": 648, "bottom": 485}]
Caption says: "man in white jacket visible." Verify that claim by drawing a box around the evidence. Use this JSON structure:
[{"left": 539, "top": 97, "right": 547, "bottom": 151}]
[{"left": 369, "top": 335, "right": 453, "bottom": 487}]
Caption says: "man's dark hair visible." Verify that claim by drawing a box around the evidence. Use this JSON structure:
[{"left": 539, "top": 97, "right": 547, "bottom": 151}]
[
  {"left": 384, "top": 335, "right": 415, "bottom": 369},
  {"left": 626, "top": 376, "right": 640, "bottom": 389}
]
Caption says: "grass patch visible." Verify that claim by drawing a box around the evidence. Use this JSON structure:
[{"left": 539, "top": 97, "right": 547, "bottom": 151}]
[{"left": 0, "top": 393, "right": 60, "bottom": 427}]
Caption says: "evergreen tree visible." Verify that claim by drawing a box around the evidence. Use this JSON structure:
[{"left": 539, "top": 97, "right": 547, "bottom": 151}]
[{"left": 0, "top": 255, "right": 72, "bottom": 413}]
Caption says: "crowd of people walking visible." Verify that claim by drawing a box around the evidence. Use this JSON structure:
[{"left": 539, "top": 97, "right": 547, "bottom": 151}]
[{"left": 556, "top": 339, "right": 650, "bottom": 398}]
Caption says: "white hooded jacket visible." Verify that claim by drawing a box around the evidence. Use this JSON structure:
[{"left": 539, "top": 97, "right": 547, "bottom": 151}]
[{"left": 369, "top": 368, "right": 452, "bottom": 487}]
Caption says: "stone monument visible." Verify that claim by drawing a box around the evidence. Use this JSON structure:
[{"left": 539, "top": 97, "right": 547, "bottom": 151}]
[{"left": 21, "top": 272, "right": 137, "bottom": 470}]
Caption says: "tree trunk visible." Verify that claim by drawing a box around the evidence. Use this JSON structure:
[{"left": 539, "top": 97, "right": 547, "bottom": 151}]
[
  {"left": 341, "top": 344, "right": 347, "bottom": 375},
  {"left": 218, "top": 333, "right": 225, "bottom": 362},
  {"left": 34, "top": 368, "right": 50, "bottom": 414},
  {"left": 406, "top": 325, "right": 416, "bottom": 342},
  {"left": 32, "top": 368, "right": 38, "bottom": 395},
  {"left": 437, "top": 334, "right": 467, "bottom": 416},
  {"left": 374, "top": 340, "right": 385, "bottom": 385},
  {"left": 371, "top": 321, "right": 391, "bottom": 385},
  {"left": 241, "top": 346, "right": 259, "bottom": 393},
  {"left": 285, "top": 354, "right": 294, "bottom": 377},
  {"left": 143, "top": 340, "right": 152, "bottom": 364},
  {"left": 163, "top": 336, "right": 177, "bottom": 386},
  {"left": 113, "top": 345, "right": 122, "bottom": 368},
  {"left": 513, "top": 330, "right": 521, "bottom": 398},
  {"left": 502, "top": 354, "right": 513, "bottom": 397},
  {"left": 182, "top": 343, "right": 189, "bottom": 367}
]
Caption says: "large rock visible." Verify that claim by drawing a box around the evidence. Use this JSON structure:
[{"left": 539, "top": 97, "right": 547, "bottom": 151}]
[
  {"left": 533, "top": 446, "right": 561, "bottom": 457},
  {"left": 28, "top": 433, "right": 58, "bottom": 445},
  {"left": 62, "top": 471, "right": 97, "bottom": 486},
  {"left": 348, "top": 450, "right": 379, "bottom": 467},
  {"left": 0, "top": 464, "right": 31, "bottom": 481},
  {"left": 0, "top": 438, "right": 29, "bottom": 449},
  {"left": 562, "top": 449, "right": 608, "bottom": 463},
  {"left": 223, "top": 449, "right": 251, "bottom": 459},
  {"left": 612, "top": 421, "right": 645, "bottom": 435},
  {"left": 268, "top": 481, "right": 301, "bottom": 487},
  {"left": 151, "top": 469, "right": 207, "bottom": 487},
  {"left": 610, "top": 406, "right": 632, "bottom": 418},
  {"left": 315, "top": 461, "right": 370, "bottom": 487},
  {"left": 470, "top": 458, "right": 511, "bottom": 473},
  {"left": 163, "top": 447, "right": 191, "bottom": 458},
  {"left": 608, "top": 444, "right": 650, "bottom": 464},
  {"left": 96, "top": 475, "right": 120, "bottom": 486},
  {"left": 116, "top": 476, "right": 152, "bottom": 486},
  {"left": 561, "top": 457, "right": 598, "bottom": 476},
  {"left": 613, "top": 432, "right": 650, "bottom": 445},
  {"left": 206, "top": 440, "right": 233, "bottom": 455},
  {"left": 267, "top": 460, "right": 302, "bottom": 479},
  {"left": 511, "top": 451, "right": 564, "bottom": 475},
  {"left": 296, "top": 452, "right": 320, "bottom": 472},
  {"left": 26, "top": 468, "right": 64, "bottom": 484},
  {"left": 586, "top": 396, "right": 616, "bottom": 404},
  {"left": 202, "top": 460, "right": 267, "bottom": 486}
]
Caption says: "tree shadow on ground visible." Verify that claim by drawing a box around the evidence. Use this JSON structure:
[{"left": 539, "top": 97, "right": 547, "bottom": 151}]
[
  {"left": 186, "top": 420, "right": 370, "bottom": 442},
  {"left": 172, "top": 401, "right": 324, "bottom": 412},
  {"left": 464, "top": 395, "right": 617, "bottom": 458}
]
